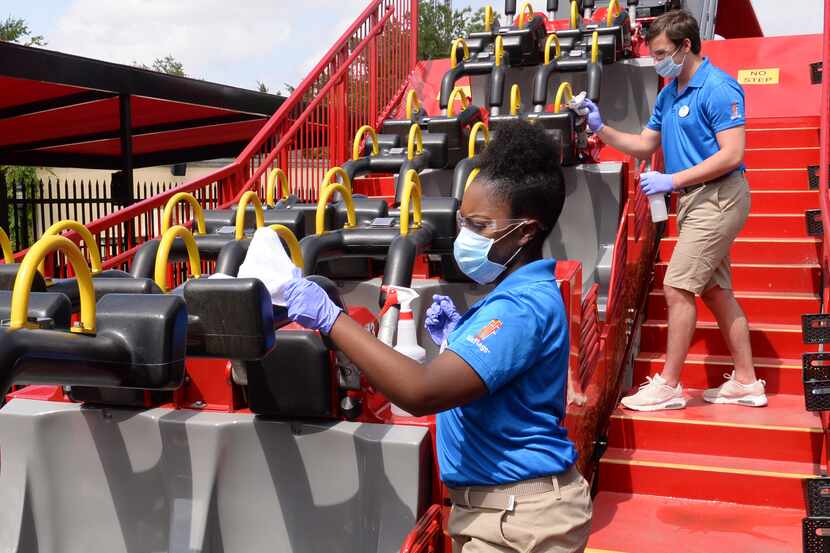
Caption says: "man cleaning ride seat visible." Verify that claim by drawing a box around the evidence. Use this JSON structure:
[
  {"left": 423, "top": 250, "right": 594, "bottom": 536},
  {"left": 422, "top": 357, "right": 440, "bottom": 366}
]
[{"left": 579, "top": 9, "right": 767, "bottom": 411}]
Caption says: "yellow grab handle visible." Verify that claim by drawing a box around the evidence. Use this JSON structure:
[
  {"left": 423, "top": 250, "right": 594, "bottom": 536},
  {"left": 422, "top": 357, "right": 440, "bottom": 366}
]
[
  {"left": 235, "top": 191, "right": 265, "bottom": 240},
  {"left": 400, "top": 170, "right": 423, "bottom": 236},
  {"left": 494, "top": 35, "right": 505, "bottom": 67},
  {"left": 553, "top": 82, "right": 574, "bottom": 113},
  {"left": 266, "top": 168, "right": 290, "bottom": 208},
  {"left": 269, "top": 224, "right": 304, "bottom": 270},
  {"left": 570, "top": 0, "right": 579, "bottom": 29},
  {"left": 606, "top": 0, "right": 621, "bottom": 26},
  {"left": 517, "top": 2, "right": 535, "bottom": 28},
  {"left": 591, "top": 30, "right": 599, "bottom": 64},
  {"left": 510, "top": 84, "right": 522, "bottom": 116},
  {"left": 405, "top": 90, "right": 421, "bottom": 120},
  {"left": 544, "top": 34, "right": 561, "bottom": 64},
  {"left": 352, "top": 125, "right": 380, "bottom": 161},
  {"left": 446, "top": 87, "right": 470, "bottom": 117},
  {"left": 12, "top": 235, "right": 95, "bottom": 333},
  {"left": 450, "top": 38, "right": 470, "bottom": 69},
  {"left": 38, "top": 220, "right": 102, "bottom": 275},
  {"left": 465, "top": 168, "right": 481, "bottom": 192},
  {"left": 0, "top": 228, "right": 12, "bottom": 264},
  {"left": 468, "top": 121, "right": 490, "bottom": 159},
  {"left": 484, "top": 5, "right": 494, "bottom": 32},
  {"left": 161, "top": 192, "right": 206, "bottom": 236},
  {"left": 315, "top": 167, "right": 356, "bottom": 235},
  {"left": 154, "top": 225, "right": 201, "bottom": 293},
  {"left": 407, "top": 123, "right": 425, "bottom": 161}
]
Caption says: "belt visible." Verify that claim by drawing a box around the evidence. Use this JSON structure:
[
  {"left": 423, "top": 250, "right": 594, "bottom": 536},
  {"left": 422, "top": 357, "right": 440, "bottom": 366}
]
[
  {"left": 447, "top": 467, "right": 581, "bottom": 512},
  {"left": 679, "top": 170, "right": 741, "bottom": 196}
]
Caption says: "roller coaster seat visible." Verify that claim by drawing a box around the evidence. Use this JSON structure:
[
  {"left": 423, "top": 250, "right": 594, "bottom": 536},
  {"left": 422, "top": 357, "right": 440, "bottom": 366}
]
[
  {"left": 496, "top": 14, "right": 548, "bottom": 66},
  {"left": 203, "top": 206, "right": 305, "bottom": 239},
  {"left": 244, "top": 275, "right": 380, "bottom": 419}
]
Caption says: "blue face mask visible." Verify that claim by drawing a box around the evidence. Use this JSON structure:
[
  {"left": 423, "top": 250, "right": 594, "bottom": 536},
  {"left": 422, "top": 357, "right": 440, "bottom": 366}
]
[
  {"left": 453, "top": 224, "right": 526, "bottom": 285},
  {"left": 654, "top": 48, "right": 686, "bottom": 79}
]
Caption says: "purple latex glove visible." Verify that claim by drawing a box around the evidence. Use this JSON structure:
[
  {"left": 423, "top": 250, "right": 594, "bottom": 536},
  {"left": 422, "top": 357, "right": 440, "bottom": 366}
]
[
  {"left": 640, "top": 171, "right": 675, "bottom": 195},
  {"left": 582, "top": 99, "right": 604, "bottom": 133},
  {"left": 424, "top": 294, "right": 461, "bottom": 346},
  {"left": 283, "top": 278, "right": 343, "bottom": 334}
]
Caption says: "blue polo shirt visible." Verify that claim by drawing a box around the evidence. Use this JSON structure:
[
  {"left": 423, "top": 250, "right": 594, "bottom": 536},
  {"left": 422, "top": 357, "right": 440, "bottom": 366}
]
[
  {"left": 647, "top": 58, "right": 746, "bottom": 174},
  {"left": 436, "top": 259, "right": 577, "bottom": 487}
]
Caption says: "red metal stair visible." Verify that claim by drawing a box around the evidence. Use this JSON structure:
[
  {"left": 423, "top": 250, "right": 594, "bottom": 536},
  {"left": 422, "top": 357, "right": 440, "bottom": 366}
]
[{"left": 588, "top": 119, "right": 823, "bottom": 551}]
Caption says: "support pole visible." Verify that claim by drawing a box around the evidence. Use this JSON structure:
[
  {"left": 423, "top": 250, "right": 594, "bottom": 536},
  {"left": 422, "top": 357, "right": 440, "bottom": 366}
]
[{"left": 114, "top": 93, "right": 135, "bottom": 207}]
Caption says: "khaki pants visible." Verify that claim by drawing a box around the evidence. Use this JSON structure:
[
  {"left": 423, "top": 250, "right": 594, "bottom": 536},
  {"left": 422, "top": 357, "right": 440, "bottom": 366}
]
[
  {"left": 663, "top": 171, "right": 751, "bottom": 295},
  {"left": 448, "top": 467, "right": 592, "bottom": 553}
]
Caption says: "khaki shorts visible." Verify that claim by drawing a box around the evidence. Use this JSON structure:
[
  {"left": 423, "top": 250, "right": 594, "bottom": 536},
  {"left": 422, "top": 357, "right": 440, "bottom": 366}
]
[
  {"left": 448, "top": 466, "right": 592, "bottom": 553},
  {"left": 663, "top": 171, "right": 751, "bottom": 295}
]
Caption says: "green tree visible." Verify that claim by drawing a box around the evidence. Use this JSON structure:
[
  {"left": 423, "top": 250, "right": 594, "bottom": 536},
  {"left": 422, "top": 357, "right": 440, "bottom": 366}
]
[
  {"left": 133, "top": 55, "right": 186, "bottom": 76},
  {"left": 257, "top": 80, "right": 269, "bottom": 93},
  {"left": 417, "top": 1, "right": 495, "bottom": 60},
  {"left": 0, "top": 15, "right": 45, "bottom": 46}
]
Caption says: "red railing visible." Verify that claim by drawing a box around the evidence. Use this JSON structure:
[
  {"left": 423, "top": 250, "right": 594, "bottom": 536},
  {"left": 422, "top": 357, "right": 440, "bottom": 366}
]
[
  {"left": 21, "top": 0, "right": 418, "bottom": 273},
  {"left": 399, "top": 505, "right": 444, "bottom": 553}
]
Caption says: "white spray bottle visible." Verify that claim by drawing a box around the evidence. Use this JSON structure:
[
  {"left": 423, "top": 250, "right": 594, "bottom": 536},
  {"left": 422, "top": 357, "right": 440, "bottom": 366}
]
[{"left": 387, "top": 285, "right": 426, "bottom": 417}]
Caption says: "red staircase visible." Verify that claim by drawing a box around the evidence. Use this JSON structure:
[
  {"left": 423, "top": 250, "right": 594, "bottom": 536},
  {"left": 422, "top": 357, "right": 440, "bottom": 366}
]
[{"left": 587, "top": 120, "right": 824, "bottom": 552}]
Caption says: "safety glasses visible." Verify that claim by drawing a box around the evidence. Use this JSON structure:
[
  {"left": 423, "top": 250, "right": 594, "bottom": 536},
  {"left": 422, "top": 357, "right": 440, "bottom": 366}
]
[{"left": 456, "top": 212, "right": 530, "bottom": 234}]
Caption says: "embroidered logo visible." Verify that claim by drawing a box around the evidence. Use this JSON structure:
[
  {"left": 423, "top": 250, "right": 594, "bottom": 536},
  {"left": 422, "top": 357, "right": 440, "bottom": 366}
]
[
  {"left": 730, "top": 102, "right": 741, "bottom": 120},
  {"left": 465, "top": 320, "right": 502, "bottom": 354}
]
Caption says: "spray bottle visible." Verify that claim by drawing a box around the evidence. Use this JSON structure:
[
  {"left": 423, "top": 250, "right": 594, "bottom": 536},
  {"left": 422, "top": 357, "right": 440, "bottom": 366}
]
[{"left": 384, "top": 285, "right": 425, "bottom": 416}]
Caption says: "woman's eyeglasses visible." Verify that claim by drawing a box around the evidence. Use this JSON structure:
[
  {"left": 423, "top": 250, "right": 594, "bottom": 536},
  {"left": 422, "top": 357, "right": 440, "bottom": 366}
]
[{"left": 456, "top": 212, "right": 530, "bottom": 234}]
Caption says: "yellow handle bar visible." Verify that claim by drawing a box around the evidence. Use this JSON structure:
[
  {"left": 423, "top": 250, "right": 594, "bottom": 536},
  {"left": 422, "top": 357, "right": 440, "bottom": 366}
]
[
  {"left": 407, "top": 123, "right": 425, "bottom": 161},
  {"left": 606, "top": 0, "right": 621, "bottom": 26},
  {"left": 450, "top": 38, "right": 470, "bottom": 69},
  {"left": 400, "top": 170, "right": 423, "bottom": 236},
  {"left": 591, "top": 30, "right": 599, "bottom": 64},
  {"left": 37, "top": 219, "right": 102, "bottom": 276},
  {"left": 468, "top": 121, "right": 490, "bottom": 159},
  {"left": 352, "top": 125, "right": 380, "bottom": 161},
  {"left": 554, "top": 82, "right": 574, "bottom": 113},
  {"left": 510, "top": 84, "right": 522, "bottom": 116},
  {"left": 544, "top": 34, "right": 561, "bottom": 64},
  {"left": 269, "top": 224, "right": 304, "bottom": 270},
  {"left": 405, "top": 90, "right": 421, "bottom": 120},
  {"left": 235, "top": 191, "right": 265, "bottom": 240},
  {"left": 465, "top": 167, "right": 481, "bottom": 192},
  {"left": 0, "top": 228, "right": 12, "bottom": 264},
  {"left": 315, "top": 167, "right": 356, "bottom": 235},
  {"left": 570, "top": 0, "right": 579, "bottom": 29},
  {"left": 484, "top": 5, "right": 494, "bottom": 32},
  {"left": 12, "top": 235, "right": 95, "bottom": 333},
  {"left": 161, "top": 192, "right": 206, "bottom": 236},
  {"left": 446, "top": 87, "right": 470, "bottom": 118},
  {"left": 517, "top": 2, "right": 535, "bottom": 28},
  {"left": 154, "top": 225, "right": 202, "bottom": 293},
  {"left": 266, "top": 168, "right": 290, "bottom": 208},
  {"left": 494, "top": 35, "right": 505, "bottom": 67}
]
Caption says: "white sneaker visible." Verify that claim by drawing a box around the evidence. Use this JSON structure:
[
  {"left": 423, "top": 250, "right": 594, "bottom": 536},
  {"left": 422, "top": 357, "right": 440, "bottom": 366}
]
[
  {"left": 703, "top": 372, "right": 768, "bottom": 407},
  {"left": 620, "top": 374, "right": 686, "bottom": 411}
]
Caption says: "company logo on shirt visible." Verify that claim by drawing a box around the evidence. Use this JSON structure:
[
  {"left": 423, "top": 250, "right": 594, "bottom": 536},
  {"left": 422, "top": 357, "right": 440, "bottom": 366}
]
[
  {"left": 465, "top": 319, "right": 502, "bottom": 354},
  {"left": 730, "top": 102, "right": 741, "bottom": 120}
]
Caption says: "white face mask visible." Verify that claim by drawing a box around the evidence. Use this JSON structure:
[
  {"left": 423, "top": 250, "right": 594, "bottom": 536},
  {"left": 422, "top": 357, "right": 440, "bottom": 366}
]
[{"left": 654, "top": 47, "right": 686, "bottom": 79}]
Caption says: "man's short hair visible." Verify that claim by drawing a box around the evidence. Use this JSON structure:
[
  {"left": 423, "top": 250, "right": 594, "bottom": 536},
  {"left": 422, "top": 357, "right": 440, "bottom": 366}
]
[{"left": 646, "top": 10, "right": 701, "bottom": 55}]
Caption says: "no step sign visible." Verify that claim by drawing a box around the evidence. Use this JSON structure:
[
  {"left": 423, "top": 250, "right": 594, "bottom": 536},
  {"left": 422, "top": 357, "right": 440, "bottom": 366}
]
[{"left": 737, "top": 68, "right": 780, "bottom": 85}]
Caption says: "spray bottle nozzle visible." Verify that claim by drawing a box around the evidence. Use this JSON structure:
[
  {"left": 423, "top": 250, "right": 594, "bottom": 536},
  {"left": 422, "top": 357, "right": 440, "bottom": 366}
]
[{"left": 383, "top": 285, "right": 419, "bottom": 313}]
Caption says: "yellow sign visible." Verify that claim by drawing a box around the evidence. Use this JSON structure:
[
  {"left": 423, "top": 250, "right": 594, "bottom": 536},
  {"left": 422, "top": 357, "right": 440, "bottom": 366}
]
[{"left": 738, "top": 68, "right": 780, "bottom": 85}]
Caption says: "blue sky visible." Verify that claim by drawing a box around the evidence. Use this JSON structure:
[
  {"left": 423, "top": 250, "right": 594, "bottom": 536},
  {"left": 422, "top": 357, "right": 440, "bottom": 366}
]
[{"left": 5, "top": 0, "right": 823, "bottom": 94}]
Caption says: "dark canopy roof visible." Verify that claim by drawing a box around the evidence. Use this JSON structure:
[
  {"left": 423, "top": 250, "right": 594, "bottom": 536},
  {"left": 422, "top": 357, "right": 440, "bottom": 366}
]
[{"left": 0, "top": 41, "right": 284, "bottom": 170}]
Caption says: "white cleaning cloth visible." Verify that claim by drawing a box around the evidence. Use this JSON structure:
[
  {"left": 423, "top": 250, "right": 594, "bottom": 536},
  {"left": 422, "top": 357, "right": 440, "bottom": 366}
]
[
  {"left": 237, "top": 227, "right": 301, "bottom": 305},
  {"left": 567, "top": 90, "right": 589, "bottom": 116}
]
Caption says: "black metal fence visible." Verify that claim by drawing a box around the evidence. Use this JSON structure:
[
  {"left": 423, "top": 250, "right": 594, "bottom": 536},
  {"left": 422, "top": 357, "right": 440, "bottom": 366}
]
[{"left": 1, "top": 177, "right": 183, "bottom": 251}]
